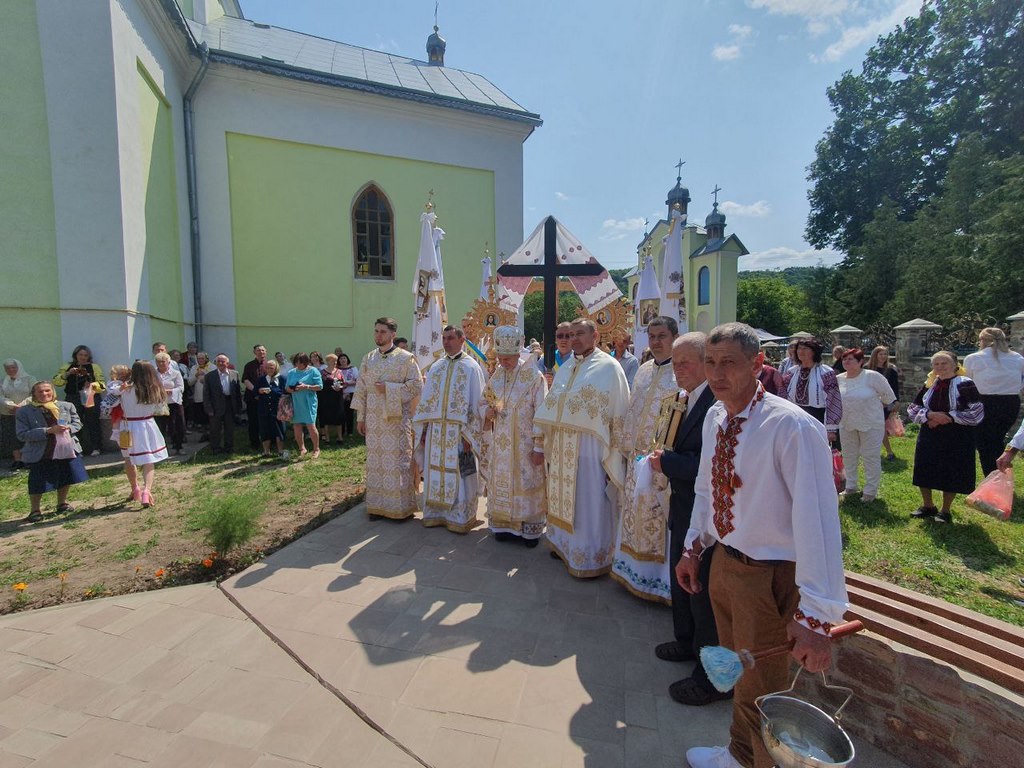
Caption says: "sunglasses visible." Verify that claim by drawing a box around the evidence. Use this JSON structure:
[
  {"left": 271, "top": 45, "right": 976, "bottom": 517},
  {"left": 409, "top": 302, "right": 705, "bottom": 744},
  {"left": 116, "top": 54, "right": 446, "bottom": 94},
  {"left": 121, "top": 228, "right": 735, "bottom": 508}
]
[{"left": 555, "top": 334, "right": 571, "bottom": 339}]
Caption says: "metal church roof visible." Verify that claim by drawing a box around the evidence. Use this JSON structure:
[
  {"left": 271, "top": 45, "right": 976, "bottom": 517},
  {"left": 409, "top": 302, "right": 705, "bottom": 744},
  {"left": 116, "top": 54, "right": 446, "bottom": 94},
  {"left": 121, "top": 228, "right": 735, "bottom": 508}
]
[{"left": 185, "top": 14, "right": 542, "bottom": 125}]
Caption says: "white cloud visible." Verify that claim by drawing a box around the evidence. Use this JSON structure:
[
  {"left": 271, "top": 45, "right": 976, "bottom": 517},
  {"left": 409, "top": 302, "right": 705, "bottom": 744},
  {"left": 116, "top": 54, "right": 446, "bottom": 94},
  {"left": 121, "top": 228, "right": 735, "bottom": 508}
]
[
  {"left": 729, "top": 23, "right": 754, "bottom": 39},
  {"left": 720, "top": 199, "right": 772, "bottom": 217},
  {"left": 555, "top": 191, "right": 569, "bottom": 201},
  {"left": 599, "top": 217, "right": 647, "bottom": 241},
  {"left": 713, "top": 44, "right": 742, "bottom": 61},
  {"left": 814, "top": 0, "right": 922, "bottom": 63},
  {"left": 747, "top": 0, "right": 851, "bottom": 18},
  {"left": 741, "top": 246, "right": 843, "bottom": 270},
  {"left": 806, "top": 18, "right": 832, "bottom": 37}
]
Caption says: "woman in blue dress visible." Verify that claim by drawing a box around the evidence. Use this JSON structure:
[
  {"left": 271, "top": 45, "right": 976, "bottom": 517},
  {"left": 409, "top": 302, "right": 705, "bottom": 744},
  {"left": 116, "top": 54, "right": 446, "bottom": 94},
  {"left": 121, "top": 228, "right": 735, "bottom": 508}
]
[{"left": 286, "top": 353, "right": 323, "bottom": 458}]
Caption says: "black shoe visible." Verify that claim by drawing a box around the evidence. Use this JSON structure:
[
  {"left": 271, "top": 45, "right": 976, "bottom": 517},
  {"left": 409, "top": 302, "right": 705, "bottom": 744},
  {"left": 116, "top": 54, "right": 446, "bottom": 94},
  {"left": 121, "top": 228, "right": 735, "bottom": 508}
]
[
  {"left": 934, "top": 510, "right": 952, "bottom": 524},
  {"left": 655, "top": 641, "right": 696, "bottom": 662},
  {"left": 549, "top": 550, "right": 561, "bottom": 560},
  {"left": 494, "top": 532, "right": 517, "bottom": 543},
  {"left": 911, "top": 506, "right": 938, "bottom": 519},
  {"left": 669, "top": 677, "right": 733, "bottom": 706}
]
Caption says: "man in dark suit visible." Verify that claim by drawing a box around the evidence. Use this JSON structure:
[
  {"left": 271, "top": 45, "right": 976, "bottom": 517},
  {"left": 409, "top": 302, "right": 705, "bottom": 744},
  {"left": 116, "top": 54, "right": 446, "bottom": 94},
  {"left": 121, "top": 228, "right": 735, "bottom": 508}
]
[
  {"left": 649, "top": 332, "right": 728, "bottom": 705},
  {"left": 204, "top": 354, "right": 243, "bottom": 454},
  {"left": 241, "top": 345, "right": 267, "bottom": 451}
]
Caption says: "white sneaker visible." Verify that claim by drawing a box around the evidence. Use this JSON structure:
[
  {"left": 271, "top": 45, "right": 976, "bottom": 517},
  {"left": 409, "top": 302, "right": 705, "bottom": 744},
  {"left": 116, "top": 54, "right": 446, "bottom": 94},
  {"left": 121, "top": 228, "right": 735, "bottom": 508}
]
[
  {"left": 686, "top": 745, "right": 742, "bottom": 768},
  {"left": 279, "top": 450, "right": 290, "bottom": 460}
]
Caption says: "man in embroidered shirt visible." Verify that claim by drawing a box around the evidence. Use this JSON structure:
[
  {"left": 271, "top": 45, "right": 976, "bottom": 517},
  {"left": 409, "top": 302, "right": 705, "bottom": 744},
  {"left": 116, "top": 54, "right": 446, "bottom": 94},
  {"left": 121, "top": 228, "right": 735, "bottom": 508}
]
[
  {"left": 611, "top": 316, "right": 678, "bottom": 603},
  {"left": 533, "top": 318, "right": 629, "bottom": 577},
  {"left": 413, "top": 325, "right": 485, "bottom": 533},
  {"left": 677, "top": 323, "right": 848, "bottom": 768},
  {"left": 352, "top": 318, "right": 423, "bottom": 520}
]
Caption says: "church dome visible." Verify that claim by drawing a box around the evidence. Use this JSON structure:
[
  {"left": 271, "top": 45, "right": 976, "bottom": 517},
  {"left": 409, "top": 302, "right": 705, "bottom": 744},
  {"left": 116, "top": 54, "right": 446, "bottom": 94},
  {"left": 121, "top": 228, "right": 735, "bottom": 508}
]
[
  {"left": 666, "top": 178, "right": 690, "bottom": 209},
  {"left": 427, "top": 25, "right": 446, "bottom": 66},
  {"left": 705, "top": 202, "right": 726, "bottom": 229}
]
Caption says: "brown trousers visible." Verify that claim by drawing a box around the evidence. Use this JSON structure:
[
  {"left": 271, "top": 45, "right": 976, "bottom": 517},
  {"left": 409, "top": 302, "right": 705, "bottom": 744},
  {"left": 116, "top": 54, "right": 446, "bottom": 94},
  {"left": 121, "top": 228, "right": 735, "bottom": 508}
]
[{"left": 709, "top": 546, "right": 799, "bottom": 768}]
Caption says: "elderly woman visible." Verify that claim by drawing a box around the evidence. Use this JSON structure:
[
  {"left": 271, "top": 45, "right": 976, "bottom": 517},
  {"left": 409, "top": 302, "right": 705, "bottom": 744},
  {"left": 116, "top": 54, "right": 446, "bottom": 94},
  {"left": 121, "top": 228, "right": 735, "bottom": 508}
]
[
  {"left": 286, "top": 353, "right": 323, "bottom": 458},
  {"left": 317, "top": 353, "right": 346, "bottom": 444},
  {"left": 908, "top": 351, "right": 984, "bottom": 523},
  {"left": 338, "top": 353, "right": 358, "bottom": 438},
  {"left": 1, "top": 359, "right": 36, "bottom": 470},
  {"left": 781, "top": 337, "right": 843, "bottom": 439},
  {"left": 118, "top": 362, "right": 168, "bottom": 507},
  {"left": 867, "top": 346, "right": 902, "bottom": 460},
  {"left": 256, "top": 358, "right": 287, "bottom": 457},
  {"left": 154, "top": 352, "right": 185, "bottom": 455},
  {"left": 15, "top": 381, "right": 88, "bottom": 522},
  {"left": 964, "top": 327, "right": 1024, "bottom": 476},
  {"left": 53, "top": 345, "right": 106, "bottom": 456},
  {"left": 837, "top": 348, "right": 897, "bottom": 503}
]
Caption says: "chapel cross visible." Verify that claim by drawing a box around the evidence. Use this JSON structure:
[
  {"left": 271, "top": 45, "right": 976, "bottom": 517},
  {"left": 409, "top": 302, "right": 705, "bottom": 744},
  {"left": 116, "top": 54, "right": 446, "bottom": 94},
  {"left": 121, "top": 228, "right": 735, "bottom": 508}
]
[
  {"left": 675, "top": 158, "right": 686, "bottom": 178},
  {"left": 712, "top": 184, "right": 722, "bottom": 205},
  {"left": 497, "top": 216, "right": 604, "bottom": 371}
]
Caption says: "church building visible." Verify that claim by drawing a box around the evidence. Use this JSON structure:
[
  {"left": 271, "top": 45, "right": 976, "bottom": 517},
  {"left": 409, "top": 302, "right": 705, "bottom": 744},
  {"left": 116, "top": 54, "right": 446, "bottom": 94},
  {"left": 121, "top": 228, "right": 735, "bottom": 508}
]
[
  {"left": 627, "top": 173, "right": 748, "bottom": 334},
  {"left": 4, "top": 0, "right": 540, "bottom": 376}
]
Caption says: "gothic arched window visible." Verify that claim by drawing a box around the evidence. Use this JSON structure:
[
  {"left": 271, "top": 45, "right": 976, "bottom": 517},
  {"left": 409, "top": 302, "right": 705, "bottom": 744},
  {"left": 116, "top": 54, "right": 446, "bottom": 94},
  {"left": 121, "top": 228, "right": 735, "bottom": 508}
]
[
  {"left": 352, "top": 184, "right": 394, "bottom": 279},
  {"left": 698, "top": 266, "right": 710, "bottom": 305}
]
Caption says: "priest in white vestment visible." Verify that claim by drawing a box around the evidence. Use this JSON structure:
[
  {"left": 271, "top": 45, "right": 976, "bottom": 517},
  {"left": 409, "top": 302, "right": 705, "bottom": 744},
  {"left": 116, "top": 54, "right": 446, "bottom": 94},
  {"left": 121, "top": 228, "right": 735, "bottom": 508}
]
[
  {"left": 611, "top": 316, "right": 679, "bottom": 603},
  {"left": 353, "top": 317, "right": 423, "bottom": 520},
  {"left": 413, "top": 325, "right": 486, "bottom": 533},
  {"left": 480, "top": 326, "right": 548, "bottom": 546},
  {"left": 534, "top": 318, "right": 630, "bottom": 577}
]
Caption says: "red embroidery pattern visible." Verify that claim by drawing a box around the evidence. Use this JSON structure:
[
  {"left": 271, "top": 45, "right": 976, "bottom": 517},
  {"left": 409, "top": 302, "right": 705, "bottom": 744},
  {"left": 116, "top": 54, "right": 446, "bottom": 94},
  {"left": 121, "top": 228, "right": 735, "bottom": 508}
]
[
  {"left": 711, "top": 385, "right": 765, "bottom": 539},
  {"left": 794, "top": 609, "right": 833, "bottom": 636}
]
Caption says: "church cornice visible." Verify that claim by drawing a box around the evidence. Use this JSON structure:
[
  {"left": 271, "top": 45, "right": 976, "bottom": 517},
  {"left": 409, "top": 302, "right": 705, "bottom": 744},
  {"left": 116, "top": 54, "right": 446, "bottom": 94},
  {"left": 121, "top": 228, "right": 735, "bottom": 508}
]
[{"left": 205, "top": 50, "right": 543, "bottom": 128}]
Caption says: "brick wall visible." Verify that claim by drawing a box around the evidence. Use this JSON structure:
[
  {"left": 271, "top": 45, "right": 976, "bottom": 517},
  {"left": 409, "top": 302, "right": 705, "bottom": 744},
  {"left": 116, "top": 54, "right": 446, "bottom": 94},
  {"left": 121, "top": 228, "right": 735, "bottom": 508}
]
[{"left": 791, "top": 633, "right": 1024, "bottom": 768}]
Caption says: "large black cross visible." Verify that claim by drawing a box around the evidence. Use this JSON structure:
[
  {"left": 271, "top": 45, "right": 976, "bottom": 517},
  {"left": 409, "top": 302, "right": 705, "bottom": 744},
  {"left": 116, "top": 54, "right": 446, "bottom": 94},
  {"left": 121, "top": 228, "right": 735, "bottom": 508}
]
[{"left": 497, "top": 216, "right": 604, "bottom": 370}]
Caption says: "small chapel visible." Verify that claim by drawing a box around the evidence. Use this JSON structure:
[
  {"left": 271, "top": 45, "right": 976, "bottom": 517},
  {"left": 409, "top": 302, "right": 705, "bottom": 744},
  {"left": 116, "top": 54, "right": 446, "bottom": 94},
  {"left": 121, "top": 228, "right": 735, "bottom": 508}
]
[
  {"left": 4, "top": 0, "right": 540, "bottom": 376},
  {"left": 627, "top": 173, "right": 749, "bottom": 334}
]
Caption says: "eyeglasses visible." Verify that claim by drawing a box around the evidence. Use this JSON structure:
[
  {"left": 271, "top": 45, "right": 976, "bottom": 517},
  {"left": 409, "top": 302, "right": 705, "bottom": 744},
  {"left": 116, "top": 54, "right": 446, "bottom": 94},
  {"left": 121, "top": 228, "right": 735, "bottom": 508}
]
[{"left": 555, "top": 334, "right": 571, "bottom": 339}]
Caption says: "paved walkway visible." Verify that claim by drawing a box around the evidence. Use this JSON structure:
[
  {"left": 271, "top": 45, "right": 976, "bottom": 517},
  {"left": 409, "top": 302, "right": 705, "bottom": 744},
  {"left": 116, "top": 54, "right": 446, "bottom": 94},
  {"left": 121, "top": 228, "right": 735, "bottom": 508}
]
[{"left": 0, "top": 504, "right": 910, "bottom": 767}]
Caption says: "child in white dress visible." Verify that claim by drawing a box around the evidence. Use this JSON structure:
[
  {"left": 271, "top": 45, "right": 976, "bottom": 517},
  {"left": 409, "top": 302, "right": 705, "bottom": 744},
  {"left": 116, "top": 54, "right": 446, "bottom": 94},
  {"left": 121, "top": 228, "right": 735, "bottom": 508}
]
[{"left": 118, "top": 362, "right": 168, "bottom": 507}]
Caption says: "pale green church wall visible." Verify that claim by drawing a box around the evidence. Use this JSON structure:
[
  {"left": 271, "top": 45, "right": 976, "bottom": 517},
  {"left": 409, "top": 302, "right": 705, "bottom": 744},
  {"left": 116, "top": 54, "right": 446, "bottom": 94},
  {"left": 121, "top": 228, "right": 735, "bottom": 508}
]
[
  {"left": 0, "top": 1, "right": 63, "bottom": 377},
  {"left": 225, "top": 133, "right": 495, "bottom": 359},
  {"left": 137, "top": 62, "right": 185, "bottom": 349}
]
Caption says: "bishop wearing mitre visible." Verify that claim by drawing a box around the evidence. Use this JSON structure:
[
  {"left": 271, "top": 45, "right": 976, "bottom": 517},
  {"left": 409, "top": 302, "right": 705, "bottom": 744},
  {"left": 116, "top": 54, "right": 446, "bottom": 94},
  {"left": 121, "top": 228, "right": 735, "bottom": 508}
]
[
  {"left": 611, "top": 316, "right": 679, "bottom": 603},
  {"left": 413, "top": 325, "right": 486, "bottom": 533},
  {"left": 480, "top": 325, "right": 548, "bottom": 546},
  {"left": 533, "top": 318, "right": 630, "bottom": 577}
]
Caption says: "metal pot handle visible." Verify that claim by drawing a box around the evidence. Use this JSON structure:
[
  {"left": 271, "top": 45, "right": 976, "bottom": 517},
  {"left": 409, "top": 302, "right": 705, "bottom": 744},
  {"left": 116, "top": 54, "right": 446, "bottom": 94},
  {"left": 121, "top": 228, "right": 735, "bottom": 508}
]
[{"left": 759, "top": 667, "right": 855, "bottom": 721}]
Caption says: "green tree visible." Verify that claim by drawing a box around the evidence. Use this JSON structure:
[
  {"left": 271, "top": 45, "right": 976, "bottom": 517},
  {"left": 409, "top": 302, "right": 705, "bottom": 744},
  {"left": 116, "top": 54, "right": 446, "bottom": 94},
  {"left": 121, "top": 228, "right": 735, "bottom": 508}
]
[
  {"left": 736, "top": 277, "right": 811, "bottom": 336},
  {"left": 806, "top": 0, "right": 1023, "bottom": 253},
  {"left": 522, "top": 290, "right": 584, "bottom": 344}
]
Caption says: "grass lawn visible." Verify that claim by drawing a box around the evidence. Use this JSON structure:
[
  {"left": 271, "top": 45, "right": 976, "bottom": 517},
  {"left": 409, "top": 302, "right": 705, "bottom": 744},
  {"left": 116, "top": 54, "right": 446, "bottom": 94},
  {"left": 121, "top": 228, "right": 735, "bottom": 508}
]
[
  {"left": 840, "top": 423, "right": 1024, "bottom": 626},
  {"left": 0, "top": 429, "right": 366, "bottom": 612}
]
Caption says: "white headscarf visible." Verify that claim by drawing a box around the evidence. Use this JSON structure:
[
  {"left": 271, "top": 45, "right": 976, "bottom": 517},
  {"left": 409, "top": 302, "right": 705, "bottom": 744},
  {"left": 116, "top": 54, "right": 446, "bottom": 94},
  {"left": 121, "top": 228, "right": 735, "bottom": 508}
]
[{"left": 3, "top": 359, "right": 27, "bottom": 383}]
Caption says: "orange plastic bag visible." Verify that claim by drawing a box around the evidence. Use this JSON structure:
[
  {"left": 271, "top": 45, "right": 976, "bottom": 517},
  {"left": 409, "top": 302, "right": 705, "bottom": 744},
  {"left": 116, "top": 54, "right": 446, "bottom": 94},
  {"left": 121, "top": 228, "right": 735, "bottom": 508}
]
[
  {"left": 885, "top": 411, "right": 905, "bottom": 437},
  {"left": 966, "top": 469, "right": 1014, "bottom": 521}
]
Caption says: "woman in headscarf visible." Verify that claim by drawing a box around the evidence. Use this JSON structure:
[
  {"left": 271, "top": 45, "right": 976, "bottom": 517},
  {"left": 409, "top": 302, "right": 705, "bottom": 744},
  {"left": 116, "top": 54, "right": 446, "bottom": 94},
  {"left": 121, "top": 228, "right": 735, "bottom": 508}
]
[
  {"left": 53, "top": 345, "right": 106, "bottom": 456},
  {"left": 15, "top": 380, "right": 88, "bottom": 522},
  {"left": 908, "top": 351, "right": 984, "bottom": 524},
  {"left": 1, "top": 359, "right": 36, "bottom": 471}
]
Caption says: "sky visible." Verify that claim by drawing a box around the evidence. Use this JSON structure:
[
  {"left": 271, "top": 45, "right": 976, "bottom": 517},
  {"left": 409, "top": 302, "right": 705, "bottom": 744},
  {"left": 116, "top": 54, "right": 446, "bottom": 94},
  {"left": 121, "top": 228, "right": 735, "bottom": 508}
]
[{"left": 239, "top": 0, "right": 924, "bottom": 272}]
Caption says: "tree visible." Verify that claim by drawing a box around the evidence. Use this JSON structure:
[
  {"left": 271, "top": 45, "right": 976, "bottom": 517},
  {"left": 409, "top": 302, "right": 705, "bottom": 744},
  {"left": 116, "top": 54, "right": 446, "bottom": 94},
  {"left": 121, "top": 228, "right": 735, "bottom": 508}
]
[
  {"left": 522, "top": 290, "right": 584, "bottom": 344},
  {"left": 736, "top": 277, "right": 811, "bottom": 336},
  {"left": 806, "top": 0, "right": 1023, "bottom": 253}
]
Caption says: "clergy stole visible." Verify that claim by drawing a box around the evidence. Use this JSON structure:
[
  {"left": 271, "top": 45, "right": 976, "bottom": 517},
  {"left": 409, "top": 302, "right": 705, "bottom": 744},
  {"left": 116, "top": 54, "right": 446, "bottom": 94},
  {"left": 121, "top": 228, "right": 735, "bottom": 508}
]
[
  {"left": 534, "top": 351, "right": 628, "bottom": 534},
  {"left": 486, "top": 364, "right": 545, "bottom": 527},
  {"left": 416, "top": 357, "right": 477, "bottom": 512}
]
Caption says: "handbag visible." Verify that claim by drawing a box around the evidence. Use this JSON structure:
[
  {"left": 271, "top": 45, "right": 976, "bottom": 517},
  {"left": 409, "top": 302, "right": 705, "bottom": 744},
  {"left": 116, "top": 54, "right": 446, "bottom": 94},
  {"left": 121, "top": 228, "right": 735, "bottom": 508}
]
[
  {"left": 885, "top": 411, "right": 905, "bottom": 437},
  {"left": 277, "top": 394, "right": 294, "bottom": 422},
  {"left": 831, "top": 448, "right": 846, "bottom": 493}
]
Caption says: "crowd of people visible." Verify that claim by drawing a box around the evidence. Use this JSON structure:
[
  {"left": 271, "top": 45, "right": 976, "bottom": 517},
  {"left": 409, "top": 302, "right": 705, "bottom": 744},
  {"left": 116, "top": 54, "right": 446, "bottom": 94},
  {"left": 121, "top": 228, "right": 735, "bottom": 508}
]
[{"left": 2, "top": 317, "right": 1021, "bottom": 768}]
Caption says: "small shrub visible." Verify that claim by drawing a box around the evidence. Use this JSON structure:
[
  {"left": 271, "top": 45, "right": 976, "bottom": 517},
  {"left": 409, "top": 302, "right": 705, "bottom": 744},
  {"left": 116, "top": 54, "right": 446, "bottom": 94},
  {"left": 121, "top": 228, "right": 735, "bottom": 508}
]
[{"left": 195, "top": 492, "right": 263, "bottom": 555}]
